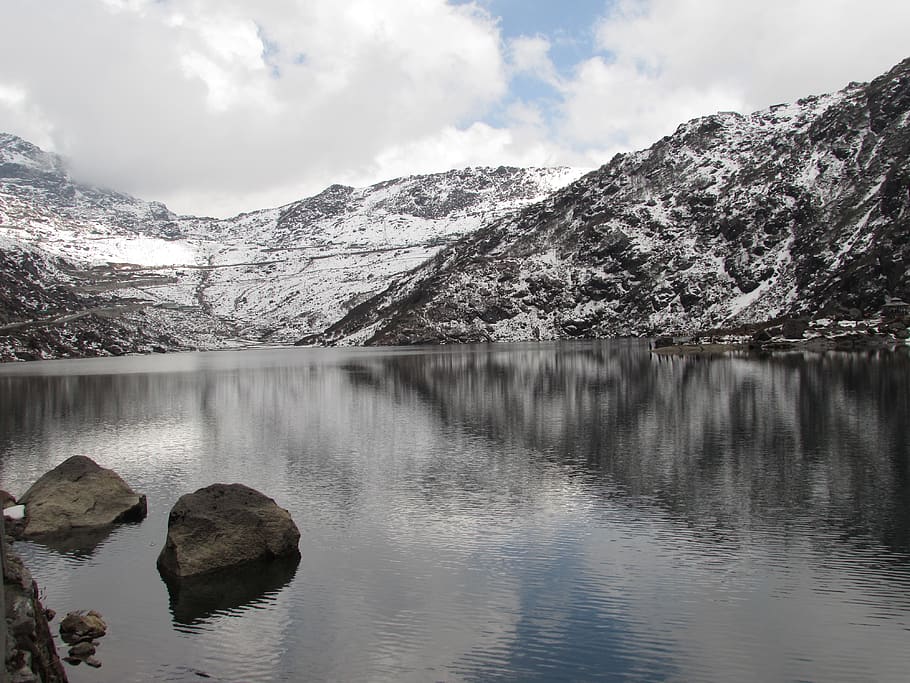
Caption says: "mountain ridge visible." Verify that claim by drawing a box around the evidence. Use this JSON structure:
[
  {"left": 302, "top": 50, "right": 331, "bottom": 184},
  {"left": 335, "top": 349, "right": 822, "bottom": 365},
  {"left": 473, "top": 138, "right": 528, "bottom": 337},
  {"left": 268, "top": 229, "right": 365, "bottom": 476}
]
[
  {"left": 0, "top": 138, "right": 582, "bottom": 360},
  {"left": 3, "top": 56, "right": 910, "bottom": 360},
  {"left": 320, "top": 57, "right": 910, "bottom": 348}
]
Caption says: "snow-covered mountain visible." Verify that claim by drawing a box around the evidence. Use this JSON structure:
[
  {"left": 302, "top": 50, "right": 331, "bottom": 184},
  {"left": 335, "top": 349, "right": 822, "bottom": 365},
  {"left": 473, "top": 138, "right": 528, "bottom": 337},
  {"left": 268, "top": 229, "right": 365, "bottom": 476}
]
[
  {"left": 0, "top": 134, "right": 581, "bottom": 359},
  {"left": 4, "top": 57, "right": 909, "bottom": 360},
  {"left": 324, "top": 58, "right": 910, "bottom": 346}
]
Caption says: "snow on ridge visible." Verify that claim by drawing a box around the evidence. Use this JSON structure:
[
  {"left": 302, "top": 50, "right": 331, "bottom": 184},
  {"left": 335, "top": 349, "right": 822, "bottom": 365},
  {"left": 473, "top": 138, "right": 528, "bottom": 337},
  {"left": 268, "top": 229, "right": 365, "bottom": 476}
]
[
  {"left": 0, "top": 133, "right": 62, "bottom": 174},
  {"left": 3, "top": 150, "right": 585, "bottom": 347}
]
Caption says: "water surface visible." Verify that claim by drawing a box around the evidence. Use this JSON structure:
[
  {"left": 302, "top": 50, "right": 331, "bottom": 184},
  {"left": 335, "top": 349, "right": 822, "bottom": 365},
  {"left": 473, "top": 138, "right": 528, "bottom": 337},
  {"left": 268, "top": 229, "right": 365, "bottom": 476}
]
[{"left": 1, "top": 342, "right": 909, "bottom": 682}]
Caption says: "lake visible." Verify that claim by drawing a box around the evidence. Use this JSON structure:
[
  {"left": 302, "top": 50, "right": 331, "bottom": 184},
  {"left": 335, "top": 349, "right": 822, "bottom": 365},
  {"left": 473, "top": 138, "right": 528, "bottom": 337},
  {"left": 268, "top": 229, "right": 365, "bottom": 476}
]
[{"left": 1, "top": 341, "right": 909, "bottom": 682}]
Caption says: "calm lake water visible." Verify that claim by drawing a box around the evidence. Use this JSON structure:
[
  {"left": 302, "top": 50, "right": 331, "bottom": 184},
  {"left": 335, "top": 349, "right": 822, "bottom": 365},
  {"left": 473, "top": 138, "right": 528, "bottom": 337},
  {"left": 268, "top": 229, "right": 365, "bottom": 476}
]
[{"left": 1, "top": 341, "right": 909, "bottom": 682}]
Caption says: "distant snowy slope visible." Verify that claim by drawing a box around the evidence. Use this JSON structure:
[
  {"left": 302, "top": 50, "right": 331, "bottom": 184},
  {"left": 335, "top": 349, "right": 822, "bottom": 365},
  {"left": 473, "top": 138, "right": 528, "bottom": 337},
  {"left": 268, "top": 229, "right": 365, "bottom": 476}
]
[
  {"left": 0, "top": 133, "right": 583, "bottom": 358},
  {"left": 191, "top": 166, "right": 584, "bottom": 339}
]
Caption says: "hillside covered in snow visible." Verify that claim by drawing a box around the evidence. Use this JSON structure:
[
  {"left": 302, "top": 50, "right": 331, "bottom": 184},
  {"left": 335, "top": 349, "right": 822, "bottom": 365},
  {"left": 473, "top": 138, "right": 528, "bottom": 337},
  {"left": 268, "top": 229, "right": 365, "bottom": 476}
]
[
  {"left": 323, "top": 58, "right": 910, "bottom": 347},
  {"left": 3, "top": 57, "right": 909, "bottom": 360},
  {"left": 0, "top": 135, "right": 580, "bottom": 360}
]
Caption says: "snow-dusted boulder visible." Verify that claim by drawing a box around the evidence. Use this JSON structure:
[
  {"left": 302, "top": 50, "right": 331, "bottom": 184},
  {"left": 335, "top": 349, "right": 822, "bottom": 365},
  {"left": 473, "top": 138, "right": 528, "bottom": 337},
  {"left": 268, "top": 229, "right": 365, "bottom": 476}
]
[
  {"left": 157, "top": 483, "right": 300, "bottom": 579},
  {"left": 18, "top": 455, "right": 147, "bottom": 538},
  {"left": 4, "top": 504, "right": 25, "bottom": 520}
]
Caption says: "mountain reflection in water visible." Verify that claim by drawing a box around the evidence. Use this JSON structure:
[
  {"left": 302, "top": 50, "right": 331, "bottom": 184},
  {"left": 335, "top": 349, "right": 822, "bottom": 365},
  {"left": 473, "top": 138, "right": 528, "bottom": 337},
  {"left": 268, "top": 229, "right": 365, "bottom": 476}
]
[
  {"left": 163, "top": 555, "right": 301, "bottom": 627},
  {"left": 0, "top": 342, "right": 908, "bottom": 682}
]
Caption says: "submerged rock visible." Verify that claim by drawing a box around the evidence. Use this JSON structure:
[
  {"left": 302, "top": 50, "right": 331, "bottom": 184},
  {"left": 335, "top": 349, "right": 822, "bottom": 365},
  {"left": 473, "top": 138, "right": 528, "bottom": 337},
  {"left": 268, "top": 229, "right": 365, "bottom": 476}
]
[
  {"left": 18, "top": 455, "right": 147, "bottom": 539},
  {"left": 157, "top": 483, "right": 300, "bottom": 579},
  {"left": 67, "top": 641, "right": 96, "bottom": 658}
]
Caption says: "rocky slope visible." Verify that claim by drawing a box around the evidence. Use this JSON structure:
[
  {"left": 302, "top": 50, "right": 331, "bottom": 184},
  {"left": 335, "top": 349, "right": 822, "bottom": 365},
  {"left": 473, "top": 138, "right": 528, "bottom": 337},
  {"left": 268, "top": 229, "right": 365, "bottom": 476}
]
[
  {"left": 0, "top": 133, "right": 580, "bottom": 360},
  {"left": 323, "top": 58, "right": 910, "bottom": 346}
]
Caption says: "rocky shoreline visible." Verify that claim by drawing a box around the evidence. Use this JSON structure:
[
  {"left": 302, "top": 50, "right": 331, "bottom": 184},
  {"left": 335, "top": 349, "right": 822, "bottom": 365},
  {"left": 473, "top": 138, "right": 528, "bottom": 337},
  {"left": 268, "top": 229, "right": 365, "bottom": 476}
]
[
  {"left": 2, "top": 523, "right": 68, "bottom": 683},
  {"left": 3, "top": 457, "right": 301, "bottom": 681},
  {"left": 5, "top": 299, "right": 910, "bottom": 362},
  {"left": 653, "top": 308, "right": 910, "bottom": 356}
]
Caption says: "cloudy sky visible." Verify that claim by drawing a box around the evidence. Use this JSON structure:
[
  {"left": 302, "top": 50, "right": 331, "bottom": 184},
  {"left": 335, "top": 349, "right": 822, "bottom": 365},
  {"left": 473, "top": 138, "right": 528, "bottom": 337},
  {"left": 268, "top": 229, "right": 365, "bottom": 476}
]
[{"left": 1, "top": 0, "right": 908, "bottom": 218}]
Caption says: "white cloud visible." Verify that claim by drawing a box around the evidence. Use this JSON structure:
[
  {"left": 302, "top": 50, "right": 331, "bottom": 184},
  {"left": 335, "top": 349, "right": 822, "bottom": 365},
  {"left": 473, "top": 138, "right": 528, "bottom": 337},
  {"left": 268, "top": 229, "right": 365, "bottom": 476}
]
[
  {"left": 596, "top": 0, "right": 910, "bottom": 109},
  {"left": 557, "top": 0, "right": 910, "bottom": 159},
  {"left": 559, "top": 57, "right": 745, "bottom": 152},
  {"left": 0, "top": 0, "right": 508, "bottom": 216},
  {"left": 0, "top": 82, "right": 56, "bottom": 150},
  {"left": 342, "top": 120, "right": 576, "bottom": 188},
  {"left": 0, "top": 0, "right": 908, "bottom": 217},
  {"left": 508, "top": 35, "right": 560, "bottom": 87}
]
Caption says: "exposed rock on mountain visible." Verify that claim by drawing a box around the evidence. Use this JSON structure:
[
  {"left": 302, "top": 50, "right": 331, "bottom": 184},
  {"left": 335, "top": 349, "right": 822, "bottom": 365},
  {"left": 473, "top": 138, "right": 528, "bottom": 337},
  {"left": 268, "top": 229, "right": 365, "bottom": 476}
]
[
  {"left": 3, "top": 537, "right": 69, "bottom": 683},
  {"left": 323, "top": 58, "right": 910, "bottom": 346},
  {"left": 0, "top": 242, "right": 205, "bottom": 361},
  {"left": 0, "top": 131, "right": 580, "bottom": 359},
  {"left": 189, "top": 165, "right": 581, "bottom": 340}
]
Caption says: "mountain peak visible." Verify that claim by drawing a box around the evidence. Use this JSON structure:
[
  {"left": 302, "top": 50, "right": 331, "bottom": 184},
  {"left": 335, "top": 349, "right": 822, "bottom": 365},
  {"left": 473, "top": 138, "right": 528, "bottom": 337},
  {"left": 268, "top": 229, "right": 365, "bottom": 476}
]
[{"left": 0, "top": 133, "right": 65, "bottom": 175}]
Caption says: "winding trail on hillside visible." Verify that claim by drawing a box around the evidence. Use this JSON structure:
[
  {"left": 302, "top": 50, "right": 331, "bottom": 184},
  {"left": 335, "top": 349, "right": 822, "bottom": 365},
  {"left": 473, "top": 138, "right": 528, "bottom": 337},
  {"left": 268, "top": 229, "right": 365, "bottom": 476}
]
[{"left": 0, "top": 302, "right": 149, "bottom": 332}]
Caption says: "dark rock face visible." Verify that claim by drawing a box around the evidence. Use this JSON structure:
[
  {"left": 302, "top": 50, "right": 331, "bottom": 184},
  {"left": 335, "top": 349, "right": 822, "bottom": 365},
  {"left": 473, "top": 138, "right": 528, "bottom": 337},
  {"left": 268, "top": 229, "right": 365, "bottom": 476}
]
[
  {"left": 3, "top": 534, "right": 69, "bottom": 683},
  {"left": 18, "top": 456, "right": 147, "bottom": 538},
  {"left": 323, "top": 57, "right": 910, "bottom": 345},
  {"left": 157, "top": 484, "right": 300, "bottom": 579},
  {"left": 0, "top": 246, "right": 192, "bottom": 362}
]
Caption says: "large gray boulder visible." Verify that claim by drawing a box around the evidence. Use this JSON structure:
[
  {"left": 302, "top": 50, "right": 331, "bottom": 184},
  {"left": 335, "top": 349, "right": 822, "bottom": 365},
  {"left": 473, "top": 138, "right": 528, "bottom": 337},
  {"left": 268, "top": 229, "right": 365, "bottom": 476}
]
[
  {"left": 18, "top": 455, "right": 147, "bottom": 538},
  {"left": 157, "top": 483, "right": 300, "bottom": 579}
]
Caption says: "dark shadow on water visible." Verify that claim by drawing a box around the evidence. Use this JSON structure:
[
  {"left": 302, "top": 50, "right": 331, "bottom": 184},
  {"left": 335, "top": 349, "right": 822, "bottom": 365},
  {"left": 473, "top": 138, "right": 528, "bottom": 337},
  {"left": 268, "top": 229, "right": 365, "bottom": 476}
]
[
  {"left": 161, "top": 554, "right": 301, "bottom": 626},
  {"left": 21, "top": 523, "right": 124, "bottom": 558}
]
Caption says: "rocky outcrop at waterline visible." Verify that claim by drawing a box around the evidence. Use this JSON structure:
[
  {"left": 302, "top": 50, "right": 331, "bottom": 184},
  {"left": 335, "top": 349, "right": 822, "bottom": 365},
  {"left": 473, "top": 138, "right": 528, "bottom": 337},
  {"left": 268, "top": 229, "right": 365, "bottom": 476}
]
[
  {"left": 651, "top": 308, "right": 910, "bottom": 355},
  {"left": 3, "top": 531, "right": 68, "bottom": 683},
  {"left": 157, "top": 483, "right": 300, "bottom": 579},
  {"left": 0, "top": 491, "right": 16, "bottom": 509},
  {"left": 16, "top": 456, "right": 147, "bottom": 540}
]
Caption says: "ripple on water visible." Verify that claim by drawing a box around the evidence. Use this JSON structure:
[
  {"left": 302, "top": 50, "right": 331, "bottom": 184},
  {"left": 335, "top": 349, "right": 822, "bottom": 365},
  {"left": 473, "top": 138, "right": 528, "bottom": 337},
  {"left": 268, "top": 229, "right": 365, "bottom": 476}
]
[{"left": 2, "top": 344, "right": 910, "bottom": 682}]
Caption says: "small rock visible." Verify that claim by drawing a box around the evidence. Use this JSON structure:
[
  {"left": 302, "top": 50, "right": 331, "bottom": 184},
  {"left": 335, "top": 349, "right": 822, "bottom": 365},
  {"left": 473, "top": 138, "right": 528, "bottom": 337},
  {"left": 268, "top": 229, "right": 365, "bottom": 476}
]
[
  {"left": 781, "top": 319, "right": 809, "bottom": 339},
  {"left": 63, "top": 656, "right": 82, "bottom": 666},
  {"left": 68, "top": 641, "right": 96, "bottom": 658},
  {"left": 85, "top": 657, "right": 103, "bottom": 668},
  {"left": 44, "top": 608, "right": 55, "bottom": 622},
  {"left": 60, "top": 610, "right": 107, "bottom": 643}
]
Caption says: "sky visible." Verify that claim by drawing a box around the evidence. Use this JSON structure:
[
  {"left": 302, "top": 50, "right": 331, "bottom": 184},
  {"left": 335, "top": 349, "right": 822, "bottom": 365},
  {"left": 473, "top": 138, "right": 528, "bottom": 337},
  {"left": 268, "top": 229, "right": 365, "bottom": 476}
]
[{"left": 1, "top": 0, "right": 909, "bottom": 218}]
